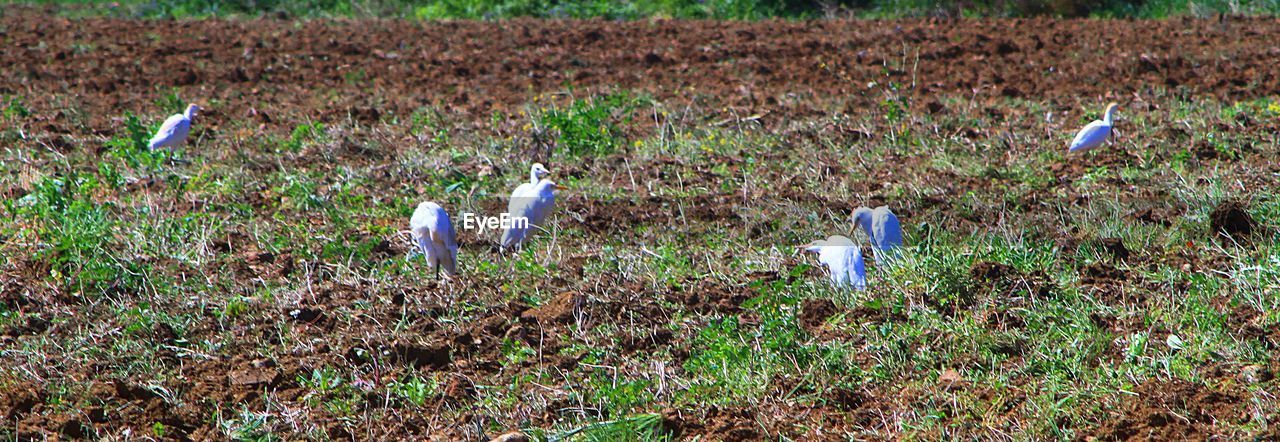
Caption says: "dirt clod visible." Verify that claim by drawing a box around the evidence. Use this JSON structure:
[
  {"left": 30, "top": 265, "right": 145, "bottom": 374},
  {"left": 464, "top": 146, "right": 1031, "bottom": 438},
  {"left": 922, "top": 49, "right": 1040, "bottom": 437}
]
[
  {"left": 520, "top": 291, "right": 585, "bottom": 325},
  {"left": 1209, "top": 200, "right": 1255, "bottom": 241},
  {"left": 393, "top": 341, "right": 451, "bottom": 370},
  {"left": 799, "top": 298, "right": 838, "bottom": 332},
  {"left": 1098, "top": 238, "right": 1130, "bottom": 261}
]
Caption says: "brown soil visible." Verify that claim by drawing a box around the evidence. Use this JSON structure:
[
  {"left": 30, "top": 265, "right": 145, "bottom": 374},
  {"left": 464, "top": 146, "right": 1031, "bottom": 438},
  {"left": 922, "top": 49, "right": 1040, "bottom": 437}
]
[
  {"left": 1095, "top": 377, "right": 1250, "bottom": 441},
  {"left": 1209, "top": 200, "right": 1256, "bottom": 241},
  {"left": 799, "top": 298, "right": 839, "bottom": 332},
  {"left": 5, "top": 13, "right": 1280, "bottom": 136}
]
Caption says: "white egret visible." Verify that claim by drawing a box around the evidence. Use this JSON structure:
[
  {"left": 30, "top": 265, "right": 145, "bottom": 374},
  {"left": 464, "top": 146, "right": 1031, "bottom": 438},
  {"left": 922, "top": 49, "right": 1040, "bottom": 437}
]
[
  {"left": 409, "top": 202, "right": 458, "bottom": 278},
  {"left": 799, "top": 235, "right": 867, "bottom": 289},
  {"left": 512, "top": 163, "right": 551, "bottom": 198},
  {"left": 852, "top": 206, "right": 904, "bottom": 264},
  {"left": 1068, "top": 102, "right": 1118, "bottom": 153},
  {"left": 500, "top": 178, "right": 562, "bottom": 251},
  {"left": 148, "top": 103, "right": 201, "bottom": 150}
]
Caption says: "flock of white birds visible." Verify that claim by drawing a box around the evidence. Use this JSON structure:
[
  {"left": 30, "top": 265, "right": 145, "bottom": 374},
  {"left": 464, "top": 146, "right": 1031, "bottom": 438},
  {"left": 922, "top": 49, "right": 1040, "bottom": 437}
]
[{"left": 145, "top": 101, "right": 1120, "bottom": 287}]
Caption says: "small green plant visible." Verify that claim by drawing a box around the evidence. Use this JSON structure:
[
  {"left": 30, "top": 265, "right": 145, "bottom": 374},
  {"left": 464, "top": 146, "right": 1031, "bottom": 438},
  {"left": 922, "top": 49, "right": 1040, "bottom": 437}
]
[
  {"left": 541, "top": 413, "right": 670, "bottom": 441},
  {"left": 537, "top": 92, "right": 641, "bottom": 157},
  {"left": 345, "top": 69, "right": 366, "bottom": 85},
  {"left": 16, "top": 173, "right": 155, "bottom": 296},
  {"left": 501, "top": 339, "right": 537, "bottom": 367},
  {"left": 218, "top": 406, "right": 275, "bottom": 441},
  {"left": 389, "top": 374, "right": 438, "bottom": 407},
  {"left": 220, "top": 296, "right": 249, "bottom": 320},
  {"left": 3, "top": 95, "right": 31, "bottom": 119},
  {"left": 282, "top": 122, "right": 326, "bottom": 153}
]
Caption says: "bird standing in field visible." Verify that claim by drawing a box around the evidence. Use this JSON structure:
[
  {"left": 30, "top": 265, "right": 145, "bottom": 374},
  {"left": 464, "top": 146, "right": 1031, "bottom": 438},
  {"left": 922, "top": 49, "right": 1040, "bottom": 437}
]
[
  {"left": 852, "top": 206, "right": 904, "bottom": 264},
  {"left": 800, "top": 235, "right": 867, "bottom": 289},
  {"left": 148, "top": 103, "right": 201, "bottom": 150},
  {"left": 1068, "top": 102, "right": 1119, "bottom": 153},
  {"left": 409, "top": 202, "right": 458, "bottom": 278},
  {"left": 501, "top": 175, "right": 562, "bottom": 252}
]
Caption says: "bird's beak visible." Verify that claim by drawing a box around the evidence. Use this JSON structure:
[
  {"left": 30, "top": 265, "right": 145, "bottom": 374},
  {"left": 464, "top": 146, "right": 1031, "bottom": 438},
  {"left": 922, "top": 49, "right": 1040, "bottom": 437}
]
[{"left": 554, "top": 184, "right": 567, "bottom": 191}]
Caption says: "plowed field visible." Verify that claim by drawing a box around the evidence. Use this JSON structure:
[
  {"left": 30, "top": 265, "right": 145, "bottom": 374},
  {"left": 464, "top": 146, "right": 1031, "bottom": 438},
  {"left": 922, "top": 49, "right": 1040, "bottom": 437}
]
[{"left": 2, "top": 10, "right": 1278, "bottom": 440}]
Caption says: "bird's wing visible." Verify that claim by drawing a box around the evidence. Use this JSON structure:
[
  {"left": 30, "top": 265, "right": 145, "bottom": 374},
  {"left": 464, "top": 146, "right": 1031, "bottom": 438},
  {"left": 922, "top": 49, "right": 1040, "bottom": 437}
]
[
  {"left": 408, "top": 204, "right": 432, "bottom": 240},
  {"left": 817, "top": 246, "right": 846, "bottom": 286},
  {"left": 1069, "top": 120, "right": 1110, "bottom": 152},
  {"left": 847, "top": 247, "right": 867, "bottom": 290},
  {"left": 506, "top": 183, "right": 533, "bottom": 216},
  {"left": 502, "top": 197, "right": 535, "bottom": 247},
  {"left": 428, "top": 219, "right": 458, "bottom": 275},
  {"left": 526, "top": 187, "right": 556, "bottom": 228},
  {"left": 429, "top": 208, "right": 457, "bottom": 251},
  {"left": 148, "top": 114, "right": 189, "bottom": 149},
  {"left": 876, "top": 209, "right": 903, "bottom": 249},
  {"left": 526, "top": 197, "right": 549, "bottom": 229},
  {"left": 823, "top": 248, "right": 846, "bottom": 286}
]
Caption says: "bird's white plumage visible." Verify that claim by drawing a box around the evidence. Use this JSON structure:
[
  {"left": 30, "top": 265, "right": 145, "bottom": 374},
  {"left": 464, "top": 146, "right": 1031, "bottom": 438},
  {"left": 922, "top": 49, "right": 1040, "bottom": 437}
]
[
  {"left": 852, "top": 206, "right": 904, "bottom": 264},
  {"left": 409, "top": 202, "right": 458, "bottom": 276},
  {"left": 501, "top": 179, "right": 558, "bottom": 250},
  {"left": 148, "top": 104, "right": 200, "bottom": 150},
  {"left": 1069, "top": 120, "right": 1111, "bottom": 153},
  {"left": 1068, "top": 103, "right": 1118, "bottom": 153},
  {"left": 803, "top": 235, "right": 867, "bottom": 289}
]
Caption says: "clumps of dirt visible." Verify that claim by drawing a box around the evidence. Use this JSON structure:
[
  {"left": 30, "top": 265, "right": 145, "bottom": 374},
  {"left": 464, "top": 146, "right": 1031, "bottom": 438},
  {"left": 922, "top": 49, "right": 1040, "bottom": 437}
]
[
  {"left": 1081, "top": 262, "right": 1126, "bottom": 284},
  {"left": 519, "top": 291, "right": 585, "bottom": 325},
  {"left": 1097, "top": 238, "right": 1131, "bottom": 261},
  {"left": 443, "top": 377, "right": 477, "bottom": 404},
  {"left": 227, "top": 366, "right": 281, "bottom": 388},
  {"left": 971, "top": 261, "right": 1018, "bottom": 283},
  {"left": 0, "top": 387, "right": 40, "bottom": 420},
  {"left": 665, "top": 280, "right": 749, "bottom": 315},
  {"left": 1129, "top": 207, "right": 1177, "bottom": 227},
  {"left": 799, "top": 298, "right": 838, "bottom": 332},
  {"left": 826, "top": 386, "right": 867, "bottom": 411},
  {"left": 391, "top": 341, "right": 452, "bottom": 370},
  {"left": 970, "top": 260, "right": 1055, "bottom": 299},
  {"left": 669, "top": 407, "right": 759, "bottom": 440},
  {"left": 1208, "top": 200, "right": 1256, "bottom": 242},
  {"left": 1095, "top": 378, "right": 1249, "bottom": 440}
]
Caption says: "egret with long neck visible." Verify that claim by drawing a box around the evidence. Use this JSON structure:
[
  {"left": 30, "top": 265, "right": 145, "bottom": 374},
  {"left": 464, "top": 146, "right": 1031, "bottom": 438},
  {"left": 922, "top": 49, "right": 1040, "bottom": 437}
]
[{"left": 1068, "top": 102, "right": 1119, "bottom": 153}]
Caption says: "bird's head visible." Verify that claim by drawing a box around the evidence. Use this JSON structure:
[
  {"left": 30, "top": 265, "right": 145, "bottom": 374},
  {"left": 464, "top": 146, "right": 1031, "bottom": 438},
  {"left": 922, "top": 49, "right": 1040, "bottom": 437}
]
[
  {"left": 798, "top": 240, "right": 823, "bottom": 253},
  {"left": 1103, "top": 102, "right": 1119, "bottom": 121},
  {"left": 185, "top": 103, "right": 202, "bottom": 119},
  {"left": 851, "top": 207, "right": 873, "bottom": 232},
  {"left": 531, "top": 163, "right": 551, "bottom": 180}
]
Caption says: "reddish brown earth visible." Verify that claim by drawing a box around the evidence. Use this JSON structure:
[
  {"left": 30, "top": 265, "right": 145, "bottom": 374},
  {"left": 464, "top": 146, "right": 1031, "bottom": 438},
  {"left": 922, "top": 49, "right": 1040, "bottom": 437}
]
[
  {"left": 2, "top": 10, "right": 1279, "bottom": 440},
  {"left": 4, "top": 12, "right": 1280, "bottom": 134}
]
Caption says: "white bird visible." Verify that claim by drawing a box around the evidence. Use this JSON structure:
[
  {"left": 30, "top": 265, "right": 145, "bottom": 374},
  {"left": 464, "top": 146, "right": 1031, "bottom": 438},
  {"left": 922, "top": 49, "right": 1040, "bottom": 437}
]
[
  {"left": 409, "top": 202, "right": 458, "bottom": 278},
  {"left": 852, "top": 206, "right": 904, "bottom": 264},
  {"left": 148, "top": 103, "right": 200, "bottom": 150},
  {"left": 512, "top": 163, "right": 551, "bottom": 198},
  {"left": 1068, "top": 102, "right": 1119, "bottom": 153},
  {"left": 800, "top": 235, "right": 867, "bottom": 289},
  {"left": 501, "top": 178, "right": 562, "bottom": 251}
]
